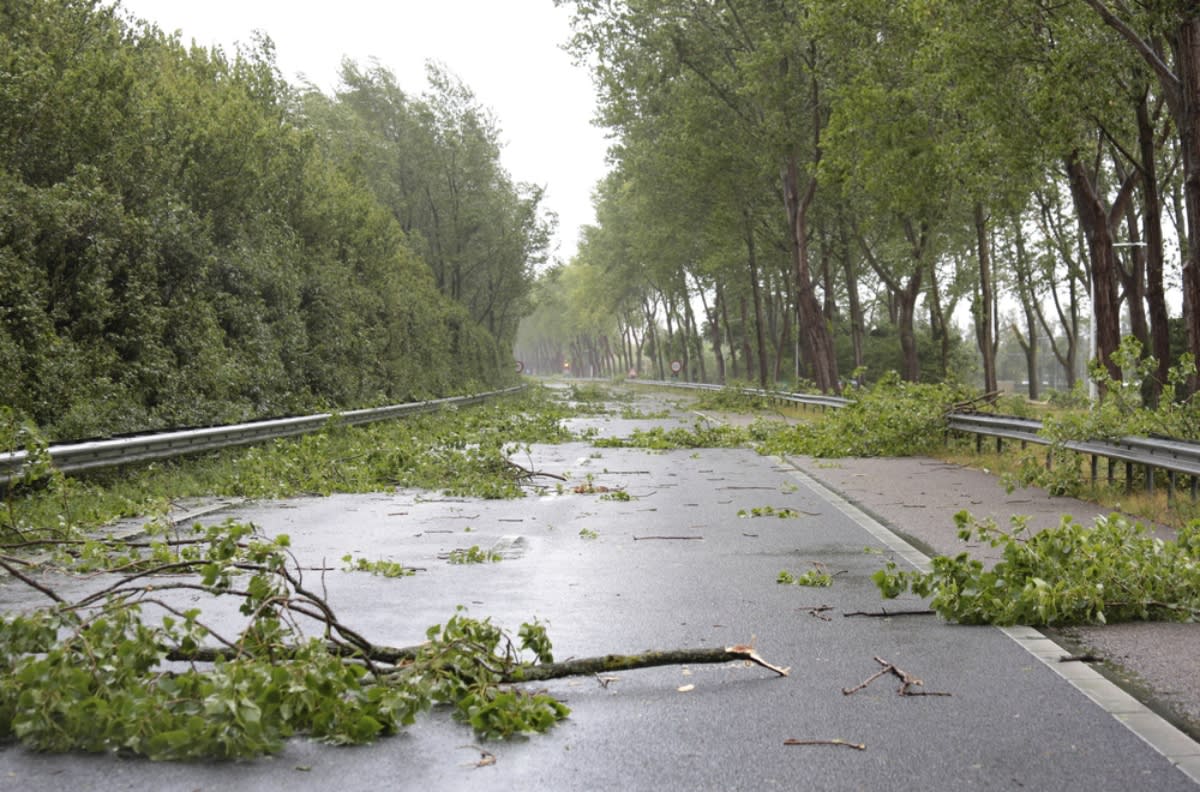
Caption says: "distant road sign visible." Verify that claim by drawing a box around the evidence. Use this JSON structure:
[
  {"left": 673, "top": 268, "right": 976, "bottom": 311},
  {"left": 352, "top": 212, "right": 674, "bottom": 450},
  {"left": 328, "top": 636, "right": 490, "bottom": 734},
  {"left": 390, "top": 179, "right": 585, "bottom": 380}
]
[
  {"left": 670, "top": 360, "right": 682, "bottom": 374},
  {"left": 515, "top": 360, "right": 525, "bottom": 373}
]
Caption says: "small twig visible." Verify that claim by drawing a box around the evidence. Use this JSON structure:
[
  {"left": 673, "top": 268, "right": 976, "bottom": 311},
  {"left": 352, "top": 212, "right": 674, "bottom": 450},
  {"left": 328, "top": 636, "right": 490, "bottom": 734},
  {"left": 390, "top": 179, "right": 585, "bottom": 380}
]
[
  {"left": 632, "top": 535, "right": 704, "bottom": 541},
  {"left": 783, "top": 738, "right": 866, "bottom": 751},
  {"left": 461, "top": 745, "right": 496, "bottom": 768},
  {"left": 798, "top": 605, "right": 833, "bottom": 621},
  {"left": 843, "top": 656, "right": 951, "bottom": 697},
  {"left": 1059, "top": 654, "right": 1101, "bottom": 663},
  {"left": 843, "top": 608, "right": 937, "bottom": 618}
]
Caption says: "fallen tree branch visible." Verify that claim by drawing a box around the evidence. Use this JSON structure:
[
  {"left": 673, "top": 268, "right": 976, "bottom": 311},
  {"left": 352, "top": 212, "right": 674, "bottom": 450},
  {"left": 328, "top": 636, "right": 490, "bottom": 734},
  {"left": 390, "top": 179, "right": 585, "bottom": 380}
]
[{"left": 167, "top": 641, "right": 792, "bottom": 680}]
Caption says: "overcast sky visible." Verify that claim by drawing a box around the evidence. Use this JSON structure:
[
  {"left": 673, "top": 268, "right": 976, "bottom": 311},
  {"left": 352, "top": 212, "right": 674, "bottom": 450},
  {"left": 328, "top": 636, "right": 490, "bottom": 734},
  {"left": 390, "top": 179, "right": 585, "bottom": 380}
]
[{"left": 115, "top": 0, "right": 609, "bottom": 261}]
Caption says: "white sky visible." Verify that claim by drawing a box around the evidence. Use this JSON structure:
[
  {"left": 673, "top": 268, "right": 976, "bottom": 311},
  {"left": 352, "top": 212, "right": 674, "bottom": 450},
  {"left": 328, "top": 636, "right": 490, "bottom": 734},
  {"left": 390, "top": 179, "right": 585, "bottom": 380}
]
[{"left": 114, "top": 0, "right": 608, "bottom": 261}]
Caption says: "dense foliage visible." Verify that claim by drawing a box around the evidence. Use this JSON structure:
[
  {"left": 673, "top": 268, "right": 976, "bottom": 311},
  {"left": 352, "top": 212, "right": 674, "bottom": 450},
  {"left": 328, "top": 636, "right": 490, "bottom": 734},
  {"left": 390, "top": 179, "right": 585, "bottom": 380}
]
[
  {"left": 530, "top": 0, "right": 1200, "bottom": 406},
  {"left": 754, "top": 375, "right": 975, "bottom": 458},
  {"left": 1, "top": 0, "right": 547, "bottom": 440}
]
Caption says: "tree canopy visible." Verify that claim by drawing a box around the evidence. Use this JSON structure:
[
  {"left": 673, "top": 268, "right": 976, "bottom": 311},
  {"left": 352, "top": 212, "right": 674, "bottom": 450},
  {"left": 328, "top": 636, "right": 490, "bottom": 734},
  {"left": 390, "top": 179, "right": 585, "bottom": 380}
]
[
  {"left": 1, "top": 0, "right": 549, "bottom": 439},
  {"left": 521, "top": 0, "right": 1200, "bottom": 402}
]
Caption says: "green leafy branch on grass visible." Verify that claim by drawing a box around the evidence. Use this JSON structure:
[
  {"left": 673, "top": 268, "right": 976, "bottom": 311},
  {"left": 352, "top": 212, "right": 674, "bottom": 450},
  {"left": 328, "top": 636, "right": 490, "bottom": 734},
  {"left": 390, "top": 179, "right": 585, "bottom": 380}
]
[{"left": 872, "top": 510, "right": 1200, "bottom": 625}]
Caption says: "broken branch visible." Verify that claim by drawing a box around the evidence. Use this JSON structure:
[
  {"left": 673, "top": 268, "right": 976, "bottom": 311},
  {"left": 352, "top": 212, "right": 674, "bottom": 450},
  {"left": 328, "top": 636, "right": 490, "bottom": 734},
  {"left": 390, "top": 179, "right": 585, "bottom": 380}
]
[{"left": 168, "top": 642, "right": 791, "bottom": 680}]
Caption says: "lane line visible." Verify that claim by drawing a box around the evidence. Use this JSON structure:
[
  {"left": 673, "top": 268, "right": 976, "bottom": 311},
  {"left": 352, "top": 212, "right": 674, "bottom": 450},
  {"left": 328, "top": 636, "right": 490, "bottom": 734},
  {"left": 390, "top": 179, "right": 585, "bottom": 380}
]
[{"left": 784, "top": 461, "right": 1200, "bottom": 785}]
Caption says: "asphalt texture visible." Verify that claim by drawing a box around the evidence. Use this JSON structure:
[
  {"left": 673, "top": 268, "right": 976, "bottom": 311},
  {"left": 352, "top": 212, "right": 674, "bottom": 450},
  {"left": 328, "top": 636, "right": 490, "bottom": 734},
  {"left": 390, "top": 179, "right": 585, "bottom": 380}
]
[
  {"left": 787, "top": 453, "right": 1200, "bottom": 742},
  {"left": 1, "top": 387, "right": 1197, "bottom": 791}
]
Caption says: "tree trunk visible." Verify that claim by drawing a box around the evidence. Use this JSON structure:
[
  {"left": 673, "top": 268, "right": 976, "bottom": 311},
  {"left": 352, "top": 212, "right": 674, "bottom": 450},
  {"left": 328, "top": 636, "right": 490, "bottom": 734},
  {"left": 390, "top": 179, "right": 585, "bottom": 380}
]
[
  {"left": 1066, "top": 152, "right": 1124, "bottom": 392},
  {"left": 974, "top": 203, "right": 998, "bottom": 394},
  {"left": 708, "top": 285, "right": 727, "bottom": 384},
  {"left": 719, "top": 283, "right": 737, "bottom": 381},
  {"left": 1012, "top": 222, "right": 1041, "bottom": 400},
  {"left": 1135, "top": 93, "right": 1172, "bottom": 405},
  {"left": 896, "top": 281, "right": 921, "bottom": 382},
  {"left": 739, "top": 295, "right": 754, "bottom": 382},
  {"left": 782, "top": 157, "right": 840, "bottom": 393},
  {"left": 683, "top": 288, "right": 706, "bottom": 383},
  {"left": 1175, "top": 17, "right": 1200, "bottom": 396},
  {"left": 839, "top": 217, "right": 865, "bottom": 377},
  {"left": 744, "top": 212, "right": 770, "bottom": 389},
  {"left": 928, "top": 262, "right": 950, "bottom": 381}
]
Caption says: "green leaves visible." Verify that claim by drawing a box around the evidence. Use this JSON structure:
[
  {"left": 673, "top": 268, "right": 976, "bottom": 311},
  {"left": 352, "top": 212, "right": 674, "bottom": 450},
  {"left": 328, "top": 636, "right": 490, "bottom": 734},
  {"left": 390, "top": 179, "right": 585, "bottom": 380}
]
[
  {"left": 755, "top": 375, "right": 974, "bottom": 458},
  {"left": 447, "top": 545, "right": 502, "bottom": 564},
  {"left": 873, "top": 511, "right": 1200, "bottom": 626},
  {"left": 778, "top": 567, "right": 833, "bottom": 588}
]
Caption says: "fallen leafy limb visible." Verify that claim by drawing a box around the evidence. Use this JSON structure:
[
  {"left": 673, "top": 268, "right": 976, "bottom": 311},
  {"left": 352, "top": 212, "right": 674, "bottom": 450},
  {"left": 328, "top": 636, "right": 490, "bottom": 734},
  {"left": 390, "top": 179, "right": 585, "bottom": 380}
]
[
  {"left": 842, "top": 656, "right": 952, "bottom": 697},
  {"left": 872, "top": 511, "right": 1200, "bottom": 626},
  {"left": 783, "top": 738, "right": 866, "bottom": 750},
  {"left": 0, "top": 517, "right": 789, "bottom": 759}
]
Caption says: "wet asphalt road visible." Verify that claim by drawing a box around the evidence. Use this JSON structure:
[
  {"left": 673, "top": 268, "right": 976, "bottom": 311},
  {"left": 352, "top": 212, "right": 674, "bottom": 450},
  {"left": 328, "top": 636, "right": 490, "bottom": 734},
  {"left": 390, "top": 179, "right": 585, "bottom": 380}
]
[{"left": 0, "top": 390, "right": 1197, "bottom": 790}]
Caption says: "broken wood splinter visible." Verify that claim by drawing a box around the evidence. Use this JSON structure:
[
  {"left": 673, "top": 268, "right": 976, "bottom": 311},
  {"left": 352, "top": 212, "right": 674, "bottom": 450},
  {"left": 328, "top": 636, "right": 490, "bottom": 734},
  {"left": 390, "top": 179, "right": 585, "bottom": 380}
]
[
  {"left": 632, "top": 535, "right": 704, "bottom": 541},
  {"left": 842, "top": 655, "right": 951, "bottom": 697},
  {"left": 783, "top": 738, "right": 866, "bottom": 751}
]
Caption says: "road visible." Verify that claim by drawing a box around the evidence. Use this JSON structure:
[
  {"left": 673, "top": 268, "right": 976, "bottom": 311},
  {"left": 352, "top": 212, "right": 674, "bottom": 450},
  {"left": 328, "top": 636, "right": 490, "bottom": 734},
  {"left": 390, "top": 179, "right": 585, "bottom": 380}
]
[{"left": 1, "top": 388, "right": 1196, "bottom": 790}]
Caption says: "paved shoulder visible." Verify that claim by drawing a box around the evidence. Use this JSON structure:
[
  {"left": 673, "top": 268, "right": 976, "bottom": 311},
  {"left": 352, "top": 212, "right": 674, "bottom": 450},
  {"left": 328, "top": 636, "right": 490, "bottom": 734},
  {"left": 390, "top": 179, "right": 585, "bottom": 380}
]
[{"left": 787, "top": 453, "right": 1200, "bottom": 779}]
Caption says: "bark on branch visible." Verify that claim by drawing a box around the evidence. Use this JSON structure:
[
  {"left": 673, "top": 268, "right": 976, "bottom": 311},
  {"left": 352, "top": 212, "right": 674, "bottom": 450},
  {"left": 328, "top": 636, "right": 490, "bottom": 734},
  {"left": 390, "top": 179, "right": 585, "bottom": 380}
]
[{"left": 167, "top": 641, "right": 791, "bottom": 680}]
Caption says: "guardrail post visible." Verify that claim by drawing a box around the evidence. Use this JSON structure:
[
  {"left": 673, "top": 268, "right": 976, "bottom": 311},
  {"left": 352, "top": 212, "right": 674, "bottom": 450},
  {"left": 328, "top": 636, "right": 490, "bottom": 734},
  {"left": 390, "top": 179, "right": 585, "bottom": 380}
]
[{"left": 1090, "top": 455, "right": 1099, "bottom": 486}]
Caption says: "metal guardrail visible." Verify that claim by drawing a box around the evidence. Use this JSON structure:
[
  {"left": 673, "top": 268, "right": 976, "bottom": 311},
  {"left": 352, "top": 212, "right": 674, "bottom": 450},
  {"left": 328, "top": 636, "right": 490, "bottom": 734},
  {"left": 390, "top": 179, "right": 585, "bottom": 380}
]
[
  {"left": 633, "top": 379, "right": 851, "bottom": 410},
  {"left": 947, "top": 412, "right": 1200, "bottom": 498},
  {"left": 0, "top": 386, "right": 525, "bottom": 485},
  {"left": 638, "top": 379, "right": 1200, "bottom": 499}
]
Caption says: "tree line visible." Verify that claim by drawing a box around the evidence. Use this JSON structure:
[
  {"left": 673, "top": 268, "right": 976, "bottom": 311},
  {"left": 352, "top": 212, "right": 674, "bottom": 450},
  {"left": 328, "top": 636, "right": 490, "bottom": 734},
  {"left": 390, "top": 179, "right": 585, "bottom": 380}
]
[
  {"left": 517, "top": 1, "right": 1200, "bottom": 403},
  {"left": 0, "top": 0, "right": 549, "bottom": 440}
]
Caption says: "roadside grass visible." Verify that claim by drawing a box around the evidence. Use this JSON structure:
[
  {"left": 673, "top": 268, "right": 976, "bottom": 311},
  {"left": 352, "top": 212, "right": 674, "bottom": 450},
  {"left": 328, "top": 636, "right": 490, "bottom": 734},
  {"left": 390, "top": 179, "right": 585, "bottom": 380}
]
[{"left": 934, "top": 442, "right": 1200, "bottom": 530}]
